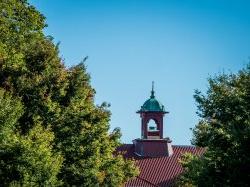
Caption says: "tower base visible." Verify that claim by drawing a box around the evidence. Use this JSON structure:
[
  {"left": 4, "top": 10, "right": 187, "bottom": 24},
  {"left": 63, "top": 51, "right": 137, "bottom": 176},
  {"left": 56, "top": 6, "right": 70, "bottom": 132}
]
[{"left": 133, "top": 138, "right": 173, "bottom": 157}]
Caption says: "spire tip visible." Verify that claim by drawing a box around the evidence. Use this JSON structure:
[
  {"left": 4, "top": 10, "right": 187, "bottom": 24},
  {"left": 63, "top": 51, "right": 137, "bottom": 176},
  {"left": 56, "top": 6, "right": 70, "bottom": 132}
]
[{"left": 151, "top": 81, "right": 155, "bottom": 98}]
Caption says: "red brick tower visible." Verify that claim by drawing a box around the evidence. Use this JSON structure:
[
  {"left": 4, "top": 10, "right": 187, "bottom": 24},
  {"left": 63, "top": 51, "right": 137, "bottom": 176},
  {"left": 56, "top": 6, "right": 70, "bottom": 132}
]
[{"left": 133, "top": 82, "right": 173, "bottom": 157}]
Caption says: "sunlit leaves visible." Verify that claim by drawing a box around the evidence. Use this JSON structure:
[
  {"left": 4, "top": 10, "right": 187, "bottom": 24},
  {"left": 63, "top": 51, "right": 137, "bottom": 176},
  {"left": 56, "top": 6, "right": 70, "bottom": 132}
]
[
  {"left": 179, "top": 64, "right": 250, "bottom": 186},
  {"left": 0, "top": 0, "right": 138, "bottom": 186}
]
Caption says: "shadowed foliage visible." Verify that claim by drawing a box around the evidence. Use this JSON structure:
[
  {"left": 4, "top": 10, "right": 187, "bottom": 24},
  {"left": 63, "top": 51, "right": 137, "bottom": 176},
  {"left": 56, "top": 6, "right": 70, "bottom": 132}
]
[
  {"left": 178, "top": 64, "right": 250, "bottom": 186},
  {"left": 0, "top": 0, "right": 138, "bottom": 186}
]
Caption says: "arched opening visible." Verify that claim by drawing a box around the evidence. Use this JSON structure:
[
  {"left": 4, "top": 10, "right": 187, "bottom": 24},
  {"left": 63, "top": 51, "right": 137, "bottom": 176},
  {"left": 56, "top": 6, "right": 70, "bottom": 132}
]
[
  {"left": 147, "top": 119, "right": 158, "bottom": 131},
  {"left": 147, "top": 119, "right": 160, "bottom": 139}
]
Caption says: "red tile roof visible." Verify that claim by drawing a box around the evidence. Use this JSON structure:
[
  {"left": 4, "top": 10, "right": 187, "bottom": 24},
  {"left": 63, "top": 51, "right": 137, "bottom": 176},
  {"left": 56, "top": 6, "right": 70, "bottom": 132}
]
[
  {"left": 118, "top": 144, "right": 205, "bottom": 187},
  {"left": 127, "top": 177, "right": 157, "bottom": 187}
]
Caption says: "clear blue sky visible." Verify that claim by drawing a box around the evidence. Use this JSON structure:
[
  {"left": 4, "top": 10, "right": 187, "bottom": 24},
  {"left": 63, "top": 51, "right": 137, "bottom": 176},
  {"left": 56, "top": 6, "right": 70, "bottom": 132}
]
[{"left": 29, "top": 0, "right": 250, "bottom": 145}]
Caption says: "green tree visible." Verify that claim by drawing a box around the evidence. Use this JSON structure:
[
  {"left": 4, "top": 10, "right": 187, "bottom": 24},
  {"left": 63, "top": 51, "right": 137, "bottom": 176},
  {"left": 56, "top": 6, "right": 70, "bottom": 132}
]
[
  {"left": 0, "top": 89, "right": 63, "bottom": 186},
  {"left": 0, "top": 0, "right": 138, "bottom": 186},
  {"left": 53, "top": 63, "right": 139, "bottom": 186},
  {"left": 178, "top": 65, "right": 250, "bottom": 186}
]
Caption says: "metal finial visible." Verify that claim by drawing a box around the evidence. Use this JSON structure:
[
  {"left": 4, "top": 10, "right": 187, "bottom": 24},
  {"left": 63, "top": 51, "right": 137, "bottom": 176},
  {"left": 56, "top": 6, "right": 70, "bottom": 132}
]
[{"left": 151, "top": 81, "right": 155, "bottom": 98}]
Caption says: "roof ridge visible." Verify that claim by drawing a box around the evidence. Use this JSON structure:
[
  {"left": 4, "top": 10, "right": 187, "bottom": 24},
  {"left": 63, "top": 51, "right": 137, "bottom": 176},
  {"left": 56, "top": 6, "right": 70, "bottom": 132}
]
[
  {"left": 172, "top": 145, "right": 196, "bottom": 147},
  {"left": 137, "top": 176, "right": 159, "bottom": 187}
]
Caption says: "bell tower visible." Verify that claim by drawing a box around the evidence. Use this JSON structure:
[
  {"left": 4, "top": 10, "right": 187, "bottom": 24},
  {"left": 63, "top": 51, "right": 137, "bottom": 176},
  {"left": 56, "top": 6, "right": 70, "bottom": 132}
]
[
  {"left": 133, "top": 82, "right": 173, "bottom": 157},
  {"left": 137, "top": 82, "right": 167, "bottom": 139}
]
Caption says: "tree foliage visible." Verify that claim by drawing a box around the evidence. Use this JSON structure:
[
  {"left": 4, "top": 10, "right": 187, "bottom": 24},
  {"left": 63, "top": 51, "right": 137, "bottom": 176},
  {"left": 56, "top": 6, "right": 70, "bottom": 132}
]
[
  {"left": 0, "top": 0, "right": 138, "bottom": 186},
  {"left": 0, "top": 89, "right": 63, "bottom": 186},
  {"left": 178, "top": 65, "right": 250, "bottom": 186}
]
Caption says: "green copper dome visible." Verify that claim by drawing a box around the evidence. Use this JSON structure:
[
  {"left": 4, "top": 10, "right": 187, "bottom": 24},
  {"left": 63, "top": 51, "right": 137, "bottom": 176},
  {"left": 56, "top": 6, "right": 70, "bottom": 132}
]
[
  {"left": 140, "top": 97, "right": 165, "bottom": 112},
  {"left": 138, "top": 82, "right": 166, "bottom": 113}
]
